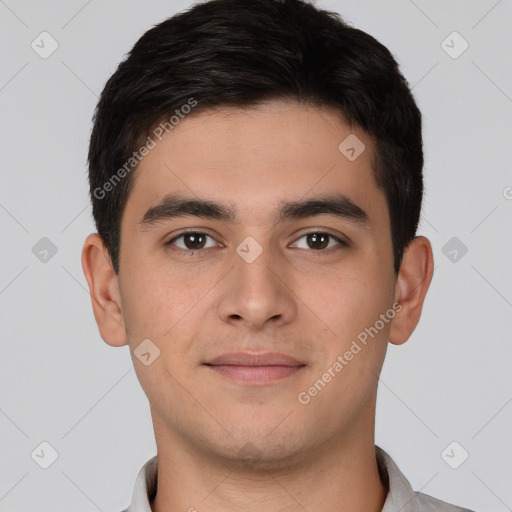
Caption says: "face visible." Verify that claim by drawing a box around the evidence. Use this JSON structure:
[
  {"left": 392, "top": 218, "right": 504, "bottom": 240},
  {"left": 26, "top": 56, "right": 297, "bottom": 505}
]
[{"left": 101, "top": 100, "right": 403, "bottom": 468}]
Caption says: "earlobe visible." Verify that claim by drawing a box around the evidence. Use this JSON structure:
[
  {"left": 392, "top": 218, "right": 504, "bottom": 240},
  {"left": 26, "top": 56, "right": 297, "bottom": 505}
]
[
  {"left": 81, "top": 233, "right": 128, "bottom": 347},
  {"left": 388, "top": 236, "right": 434, "bottom": 346}
]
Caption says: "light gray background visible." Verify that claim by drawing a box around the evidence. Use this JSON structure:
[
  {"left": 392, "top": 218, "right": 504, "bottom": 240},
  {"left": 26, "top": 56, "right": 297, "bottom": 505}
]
[{"left": 1, "top": 0, "right": 511, "bottom": 511}]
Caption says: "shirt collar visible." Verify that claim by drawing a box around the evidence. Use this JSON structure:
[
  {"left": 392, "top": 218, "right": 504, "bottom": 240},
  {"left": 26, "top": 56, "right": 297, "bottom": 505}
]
[
  {"left": 376, "top": 445, "right": 417, "bottom": 512},
  {"left": 125, "top": 445, "right": 416, "bottom": 512}
]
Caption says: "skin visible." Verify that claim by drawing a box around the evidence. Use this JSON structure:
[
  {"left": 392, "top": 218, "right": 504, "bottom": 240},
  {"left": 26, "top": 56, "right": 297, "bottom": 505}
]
[{"left": 82, "top": 99, "right": 434, "bottom": 512}]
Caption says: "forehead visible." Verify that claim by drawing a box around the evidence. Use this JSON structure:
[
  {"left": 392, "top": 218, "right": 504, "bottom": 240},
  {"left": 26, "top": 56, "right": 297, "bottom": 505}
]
[{"left": 123, "top": 100, "right": 388, "bottom": 228}]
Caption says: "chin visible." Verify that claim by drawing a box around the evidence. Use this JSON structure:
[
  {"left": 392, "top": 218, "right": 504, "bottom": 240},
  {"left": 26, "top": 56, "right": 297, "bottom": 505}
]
[
  {"left": 226, "top": 443, "right": 304, "bottom": 473},
  {"left": 202, "top": 426, "right": 308, "bottom": 473}
]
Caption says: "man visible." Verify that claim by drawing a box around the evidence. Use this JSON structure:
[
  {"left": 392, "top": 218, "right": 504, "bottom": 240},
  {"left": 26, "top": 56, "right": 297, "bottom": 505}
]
[{"left": 81, "top": 0, "right": 476, "bottom": 510}]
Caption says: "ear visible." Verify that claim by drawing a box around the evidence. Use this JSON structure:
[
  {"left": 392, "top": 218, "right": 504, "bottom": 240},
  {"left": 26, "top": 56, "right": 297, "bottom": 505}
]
[
  {"left": 81, "top": 233, "right": 127, "bottom": 347},
  {"left": 389, "top": 236, "right": 434, "bottom": 346}
]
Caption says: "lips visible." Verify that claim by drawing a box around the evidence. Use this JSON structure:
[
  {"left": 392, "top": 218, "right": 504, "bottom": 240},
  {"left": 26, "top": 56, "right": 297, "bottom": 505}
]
[
  {"left": 205, "top": 352, "right": 303, "bottom": 367},
  {"left": 203, "top": 352, "right": 306, "bottom": 384}
]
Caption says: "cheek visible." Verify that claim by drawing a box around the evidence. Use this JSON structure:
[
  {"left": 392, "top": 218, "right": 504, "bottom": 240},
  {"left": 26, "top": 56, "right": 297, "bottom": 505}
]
[
  {"left": 119, "top": 266, "right": 171, "bottom": 340},
  {"left": 120, "top": 260, "right": 217, "bottom": 342},
  {"left": 300, "top": 263, "right": 392, "bottom": 336}
]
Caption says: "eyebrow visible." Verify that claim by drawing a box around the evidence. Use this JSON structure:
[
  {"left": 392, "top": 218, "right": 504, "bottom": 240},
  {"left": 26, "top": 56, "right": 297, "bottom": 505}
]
[{"left": 139, "top": 193, "right": 370, "bottom": 230}]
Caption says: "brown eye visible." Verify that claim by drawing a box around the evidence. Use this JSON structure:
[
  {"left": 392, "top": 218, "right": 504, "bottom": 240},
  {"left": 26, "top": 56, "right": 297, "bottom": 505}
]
[
  {"left": 182, "top": 233, "right": 207, "bottom": 249},
  {"left": 291, "top": 232, "right": 348, "bottom": 251},
  {"left": 306, "top": 233, "right": 329, "bottom": 250},
  {"left": 166, "top": 232, "right": 218, "bottom": 252}
]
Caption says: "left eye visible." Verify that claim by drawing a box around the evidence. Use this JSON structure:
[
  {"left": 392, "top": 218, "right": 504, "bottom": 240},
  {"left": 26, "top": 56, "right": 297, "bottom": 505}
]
[{"left": 290, "top": 232, "right": 347, "bottom": 250}]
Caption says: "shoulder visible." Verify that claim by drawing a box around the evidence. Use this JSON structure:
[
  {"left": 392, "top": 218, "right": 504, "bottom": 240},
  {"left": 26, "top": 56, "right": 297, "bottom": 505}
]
[{"left": 414, "top": 490, "right": 476, "bottom": 512}]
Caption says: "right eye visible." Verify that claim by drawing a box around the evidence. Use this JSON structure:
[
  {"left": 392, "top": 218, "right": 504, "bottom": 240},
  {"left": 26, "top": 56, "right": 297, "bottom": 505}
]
[{"left": 165, "top": 231, "right": 220, "bottom": 254}]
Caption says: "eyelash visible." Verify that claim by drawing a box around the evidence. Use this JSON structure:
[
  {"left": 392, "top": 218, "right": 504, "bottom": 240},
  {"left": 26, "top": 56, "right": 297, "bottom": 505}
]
[{"left": 165, "top": 231, "right": 349, "bottom": 257}]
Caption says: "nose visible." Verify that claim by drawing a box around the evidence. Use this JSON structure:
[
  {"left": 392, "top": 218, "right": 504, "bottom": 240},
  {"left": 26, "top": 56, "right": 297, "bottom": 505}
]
[{"left": 216, "top": 240, "right": 297, "bottom": 330}]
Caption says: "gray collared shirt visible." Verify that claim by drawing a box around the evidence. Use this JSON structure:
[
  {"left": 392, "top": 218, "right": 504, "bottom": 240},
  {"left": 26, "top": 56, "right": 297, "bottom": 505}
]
[{"left": 122, "top": 445, "right": 476, "bottom": 511}]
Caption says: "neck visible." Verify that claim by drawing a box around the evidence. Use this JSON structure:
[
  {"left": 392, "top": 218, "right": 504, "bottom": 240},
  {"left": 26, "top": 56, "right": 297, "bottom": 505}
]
[{"left": 150, "top": 413, "right": 388, "bottom": 512}]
